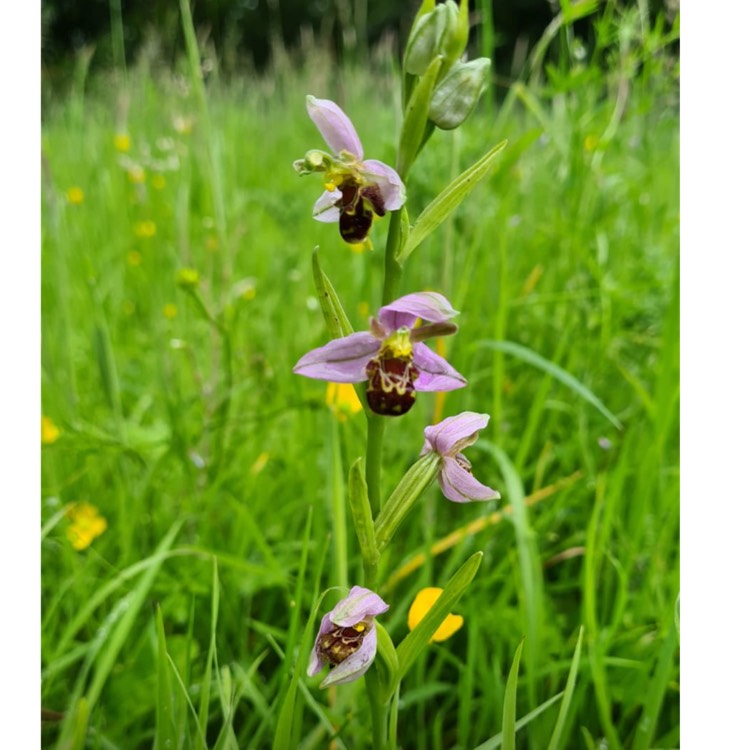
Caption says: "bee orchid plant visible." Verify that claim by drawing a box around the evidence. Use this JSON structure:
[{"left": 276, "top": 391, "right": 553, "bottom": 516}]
[{"left": 286, "top": 2, "right": 506, "bottom": 747}]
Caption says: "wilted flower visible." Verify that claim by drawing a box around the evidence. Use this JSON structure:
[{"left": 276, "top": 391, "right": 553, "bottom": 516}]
[
  {"left": 65, "top": 502, "right": 107, "bottom": 551},
  {"left": 421, "top": 412, "right": 500, "bottom": 502},
  {"left": 294, "top": 292, "right": 466, "bottom": 416},
  {"left": 308, "top": 586, "right": 389, "bottom": 688},
  {"left": 408, "top": 587, "right": 464, "bottom": 642},
  {"left": 293, "top": 96, "right": 406, "bottom": 245}
]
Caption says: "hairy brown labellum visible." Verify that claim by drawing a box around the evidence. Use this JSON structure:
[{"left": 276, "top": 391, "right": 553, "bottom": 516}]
[
  {"left": 340, "top": 199, "right": 374, "bottom": 244},
  {"left": 365, "top": 355, "right": 418, "bottom": 416},
  {"left": 337, "top": 181, "right": 386, "bottom": 244},
  {"left": 317, "top": 625, "right": 367, "bottom": 666}
]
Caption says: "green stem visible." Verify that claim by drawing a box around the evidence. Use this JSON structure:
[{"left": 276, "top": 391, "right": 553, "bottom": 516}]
[
  {"left": 365, "top": 415, "right": 385, "bottom": 517},
  {"left": 381, "top": 208, "right": 403, "bottom": 306},
  {"left": 365, "top": 671, "right": 387, "bottom": 750},
  {"left": 330, "top": 418, "right": 349, "bottom": 588}
]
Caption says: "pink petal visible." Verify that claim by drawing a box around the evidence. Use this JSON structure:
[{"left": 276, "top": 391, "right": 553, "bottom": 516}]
[
  {"left": 307, "top": 613, "right": 334, "bottom": 676},
  {"left": 306, "top": 96, "right": 364, "bottom": 159},
  {"left": 439, "top": 457, "right": 501, "bottom": 503},
  {"left": 294, "top": 333, "right": 380, "bottom": 383},
  {"left": 320, "top": 626, "right": 377, "bottom": 687},
  {"left": 330, "top": 585, "right": 390, "bottom": 626},
  {"left": 412, "top": 343, "right": 467, "bottom": 392},
  {"left": 361, "top": 159, "right": 406, "bottom": 210},
  {"left": 379, "top": 292, "right": 460, "bottom": 332},
  {"left": 313, "top": 189, "right": 342, "bottom": 223},
  {"left": 423, "top": 412, "right": 491, "bottom": 456}
]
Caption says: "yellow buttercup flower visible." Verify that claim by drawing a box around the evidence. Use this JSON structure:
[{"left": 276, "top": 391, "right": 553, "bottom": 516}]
[
  {"left": 65, "top": 502, "right": 107, "bottom": 551},
  {"left": 134, "top": 220, "right": 156, "bottom": 238},
  {"left": 163, "top": 303, "right": 178, "bottom": 319},
  {"left": 65, "top": 186, "right": 84, "bottom": 205},
  {"left": 127, "top": 250, "right": 142, "bottom": 266},
  {"left": 326, "top": 382, "right": 363, "bottom": 421},
  {"left": 114, "top": 133, "right": 131, "bottom": 152},
  {"left": 407, "top": 587, "right": 464, "bottom": 643},
  {"left": 42, "top": 416, "right": 61, "bottom": 445}
]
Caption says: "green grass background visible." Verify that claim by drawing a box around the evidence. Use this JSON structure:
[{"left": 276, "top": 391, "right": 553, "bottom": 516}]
[{"left": 41, "top": 4, "right": 679, "bottom": 748}]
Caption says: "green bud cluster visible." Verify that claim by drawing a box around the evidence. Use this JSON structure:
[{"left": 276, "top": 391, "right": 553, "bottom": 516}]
[{"left": 402, "top": 0, "right": 491, "bottom": 138}]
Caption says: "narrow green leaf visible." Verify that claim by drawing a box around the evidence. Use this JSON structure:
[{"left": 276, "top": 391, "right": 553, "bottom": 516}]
[
  {"left": 502, "top": 639, "right": 525, "bottom": 750},
  {"left": 166, "top": 653, "right": 210, "bottom": 750},
  {"left": 548, "top": 626, "right": 585, "bottom": 750},
  {"left": 398, "top": 139, "right": 507, "bottom": 263},
  {"left": 472, "top": 691, "right": 564, "bottom": 749},
  {"left": 348, "top": 458, "right": 379, "bottom": 570},
  {"left": 396, "top": 551, "right": 482, "bottom": 679},
  {"left": 560, "top": 0, "right": 600, "bottom": 25},
  {"left": 197, "top": 557, "right": 220, "bottom": 742},
  {"left": 311, "top": 247, "right": 354, "bottom": 339},
  {"left": 87, "top": 523, "right": 182, "bottom": 709},
  {"left": 154, "top": 605, "right": 178, "bottom": 750},
  {"left": 55, "top": 523, "right": 182, "bottom": 750},
  {"left": 631, "top": 620, "right": 678, "bottom": 750},
  {"left": 476, "top": 340, "right": 623, "bottom": 429},
  {"left": 397, "top": 55, "right": 443, "bottom": 178}
]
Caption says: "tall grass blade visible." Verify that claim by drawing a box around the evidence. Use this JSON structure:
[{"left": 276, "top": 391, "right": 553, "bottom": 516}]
[
  {"left": 472, "top": 691, "right": 563, "bottom": 749},
  {"left": 476, "top": 340, "right": 623, "bottom": 429},
  {"left": 501, "top": 639, "right": 525, "bottom": 750},
  {"left": 154, "top": 605, "right": 178, "bottom": 750},
  {"left": 548, "top": 626, "right": 585, "bottom": 750}
]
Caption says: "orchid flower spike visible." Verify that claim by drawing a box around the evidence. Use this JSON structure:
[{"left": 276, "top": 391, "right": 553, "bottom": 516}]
[
  {"left": 293, "top": 95, "right": 406, "bottom": 245},
  {"left": 308, "top": 586, "right": 389, "bottom": 688},
  {"left": 294, "top": 292, "right": 467, "bottom": 416},
  {"left": 421, "top": 412, "right": 501, "bottom": 502}
]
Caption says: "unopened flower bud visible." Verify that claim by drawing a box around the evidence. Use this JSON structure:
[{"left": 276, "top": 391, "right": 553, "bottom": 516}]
[
  {"left": 293, "top": 149, "right": 333, "bottom": 175},
  {"left": 429, "top": 58, "right": 491, "bottom": 130},
  {"left": 404, "top": 3, "right": 449, "bottom": 76}
]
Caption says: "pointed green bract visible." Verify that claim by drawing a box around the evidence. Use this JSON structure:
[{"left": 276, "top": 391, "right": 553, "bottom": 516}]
[
  {"left": 395, "top": 551, "right": 483, "bottom": 680},
  {"left": 348, "top": 458, "right": 379, "bottom": 575},
  {"left": 374, "top": 452, "right": 441, "bottom": 551},
  {"left": 397, "top": 140, "right": 508, "bottom": 264},
  {"left": 312, "top": 247, "right": 354, "bottom": 339},
  {"left": 374, "top": 621, "right": 400, "bottom": 701},
  {"left": 398, "top": 55, "right": 443, "bottom": 178}
]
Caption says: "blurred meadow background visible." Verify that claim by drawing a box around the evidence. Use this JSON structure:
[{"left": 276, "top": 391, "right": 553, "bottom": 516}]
[{"left": 41, "top": 0, "right": 680, "bottom": 748}]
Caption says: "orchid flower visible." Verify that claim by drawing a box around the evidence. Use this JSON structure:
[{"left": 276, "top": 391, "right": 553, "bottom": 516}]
[
  {"left": 293, "top": 292, "right": 467, "bottom": 416},
  {"left": 421, "top": 412, "right": 501, "bottom": 502},
  {"left": 308, "top": 586, "right": 389, "bottom": 688},
  {"left": 293, "top": 96, "right": 406, "bottom": 245}
]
